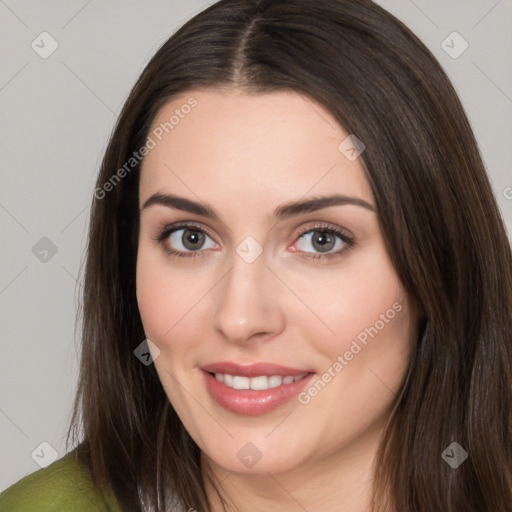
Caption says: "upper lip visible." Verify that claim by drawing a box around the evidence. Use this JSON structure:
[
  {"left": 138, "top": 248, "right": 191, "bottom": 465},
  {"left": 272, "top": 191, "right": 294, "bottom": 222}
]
[{"left": 201, "top": 361, "right": 314, "bottom": 378}]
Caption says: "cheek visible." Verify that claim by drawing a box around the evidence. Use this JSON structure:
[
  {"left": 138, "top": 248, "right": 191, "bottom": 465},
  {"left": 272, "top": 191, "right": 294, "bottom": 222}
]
[
  {"left": 289, "top": 246, "right": 415, "bottom": 417},
  {"left": 295, "top": 271, "right": 413, "bottom": 445},
  {"left": 136, "top": 249, "right": 188, "bottom": 351},
  {"left": 137, "top": 242, "right": 185, "bottom": 330},
  {"left": 136, "top": 248, "right": 214, "bottom": 367},
  {"left": 289, "top": 248, "right": 406, "bottom": 352},
  {"left": 136, "top": 256, "right": 170, "bottom": 341}
]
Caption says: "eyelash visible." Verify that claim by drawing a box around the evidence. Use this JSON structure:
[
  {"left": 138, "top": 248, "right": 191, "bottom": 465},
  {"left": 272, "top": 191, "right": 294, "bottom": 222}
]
[{"left": 154, "top": 222, "right": 355, "bottom": 261}]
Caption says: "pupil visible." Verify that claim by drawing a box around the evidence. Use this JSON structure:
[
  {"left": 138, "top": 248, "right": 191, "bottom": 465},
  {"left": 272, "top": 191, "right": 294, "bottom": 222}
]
[
  {"left": 183, "top": 229, "right": 205, "bottom": 250},
  {"left": 312, "top": 231, "right": 334, "bottom": 252}
]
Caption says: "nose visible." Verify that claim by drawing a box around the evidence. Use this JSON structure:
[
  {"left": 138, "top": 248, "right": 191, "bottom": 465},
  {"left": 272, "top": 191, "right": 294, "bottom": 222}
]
[{"left": 212, "top": 249, "right": 286, "bottom": 344}]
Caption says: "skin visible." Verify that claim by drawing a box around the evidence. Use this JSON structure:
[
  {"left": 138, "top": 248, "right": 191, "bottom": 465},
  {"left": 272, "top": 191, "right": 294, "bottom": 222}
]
[{"left": 136, "top": 88, "right": 417, "bottom": 512}]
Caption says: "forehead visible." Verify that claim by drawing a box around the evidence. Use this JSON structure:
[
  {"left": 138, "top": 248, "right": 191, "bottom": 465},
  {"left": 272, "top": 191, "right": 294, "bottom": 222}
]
[{"left": 139, "top": 88, "right": 373, "bottom": 208}]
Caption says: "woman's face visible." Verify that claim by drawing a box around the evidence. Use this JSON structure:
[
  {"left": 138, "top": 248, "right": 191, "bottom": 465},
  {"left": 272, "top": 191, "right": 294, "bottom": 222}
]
[{"left": 136, "top": 88, "right": 416, "bottom": 476}]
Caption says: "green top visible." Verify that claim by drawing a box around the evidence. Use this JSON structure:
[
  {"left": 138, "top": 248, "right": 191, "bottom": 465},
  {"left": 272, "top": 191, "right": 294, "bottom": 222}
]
[{"left": 0, "top": 453, "right": 121, "bottom": 512}]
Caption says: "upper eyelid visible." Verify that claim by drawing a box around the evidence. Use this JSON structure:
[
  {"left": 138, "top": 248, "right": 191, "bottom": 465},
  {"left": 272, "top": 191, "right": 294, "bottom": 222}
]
[
  {"left": 159, "top": 221, "right": 216, "bottom": 239},
  {"left": 296, "top": 222, "right": 352, "bottom": 237}
]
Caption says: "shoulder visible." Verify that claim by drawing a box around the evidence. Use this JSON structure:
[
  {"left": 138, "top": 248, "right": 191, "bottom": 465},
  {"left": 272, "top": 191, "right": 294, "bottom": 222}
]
[{"left": 0, "top": 451, "right": 121, "bottom": 512}]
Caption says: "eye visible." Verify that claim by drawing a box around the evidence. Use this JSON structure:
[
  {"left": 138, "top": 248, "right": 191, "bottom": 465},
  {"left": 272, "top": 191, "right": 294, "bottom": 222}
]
[
  {"left": 292, "top": 224, "right": 354, "bottom": 259},
  {"left": 155, "top": 222, "right": 353, "bottom": 260},
  {"left": 156, "top": 224, "right": 218, "bottom": 257}
]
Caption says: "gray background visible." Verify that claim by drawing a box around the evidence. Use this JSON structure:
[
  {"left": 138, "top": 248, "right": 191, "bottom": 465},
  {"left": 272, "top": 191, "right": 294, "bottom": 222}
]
[{"left": 1, "top": 0, "right": 511, "bottom": 491}]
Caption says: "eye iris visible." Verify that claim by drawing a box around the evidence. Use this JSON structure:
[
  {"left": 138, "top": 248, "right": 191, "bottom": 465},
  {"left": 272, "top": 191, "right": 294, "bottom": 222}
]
[
  {"left": 182, "top": 229, "right": 205, "bottom": 250},
  {"left": 312, "top": 231, "right": 335, "bottom": 252}
]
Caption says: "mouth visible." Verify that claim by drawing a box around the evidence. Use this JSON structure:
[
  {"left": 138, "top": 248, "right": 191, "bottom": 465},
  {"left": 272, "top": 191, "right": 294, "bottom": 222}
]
[
  {"left": 200, "top": 362, "right": 315, "bottom": 415},
  {"left": 205, "top": 371, "right": 309, "bottom": 390}
]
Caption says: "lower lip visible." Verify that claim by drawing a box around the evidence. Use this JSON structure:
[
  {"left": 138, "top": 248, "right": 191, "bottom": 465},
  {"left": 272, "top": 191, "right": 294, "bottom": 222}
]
[{"left": 202, "top": 370, "right": 316, "bottom": 416}]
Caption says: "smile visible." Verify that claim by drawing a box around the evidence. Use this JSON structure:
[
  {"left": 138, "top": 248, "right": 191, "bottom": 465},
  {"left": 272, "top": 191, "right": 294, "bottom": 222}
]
[
  {"left": 211, "top": 372, "right": 308, "bottom": 390},
  {"left": 201, "top": 363, "right": 316, "bottom": 416}
]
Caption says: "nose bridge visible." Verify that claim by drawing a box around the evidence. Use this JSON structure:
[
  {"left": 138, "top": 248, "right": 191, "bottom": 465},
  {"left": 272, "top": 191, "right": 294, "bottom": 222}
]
[{"left": 212, "top": 247, "right": 284, "bottom": 343}]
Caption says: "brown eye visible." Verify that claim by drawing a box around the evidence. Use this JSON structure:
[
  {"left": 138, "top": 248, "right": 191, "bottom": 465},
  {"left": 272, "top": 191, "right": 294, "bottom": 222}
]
[
  {"left": 296, "top": 229, "right": 348, "bottom": 254},
  {"left": 310, "top": 231, "right": 336, "bottom": 252},
  {"left": 161, "top": 226, "right": 217, "bottom": 254},
  {"left": 181, "top": 229, "right": 206, "bottom": 250}
]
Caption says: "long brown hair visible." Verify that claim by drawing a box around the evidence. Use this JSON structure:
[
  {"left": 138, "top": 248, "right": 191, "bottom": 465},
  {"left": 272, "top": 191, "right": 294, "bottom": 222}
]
[{"left": 67, "top": 0, "right": 512, "bottom": 510}]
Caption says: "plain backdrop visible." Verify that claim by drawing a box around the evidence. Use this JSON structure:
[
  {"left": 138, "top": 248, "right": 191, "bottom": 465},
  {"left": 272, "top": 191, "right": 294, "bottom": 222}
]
[{"left": 1, "top": 0, "right": 511, "bottom": 491}]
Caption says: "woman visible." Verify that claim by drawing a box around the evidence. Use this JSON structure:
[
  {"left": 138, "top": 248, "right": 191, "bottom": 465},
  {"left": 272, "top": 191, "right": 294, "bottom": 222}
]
[{"left": 1, "top": 0, "right": 510, "bottom": 510}]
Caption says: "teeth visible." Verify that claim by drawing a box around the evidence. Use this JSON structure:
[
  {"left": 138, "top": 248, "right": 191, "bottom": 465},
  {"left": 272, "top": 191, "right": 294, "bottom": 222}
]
[
  {"left": 223, "top": 374, "right": 233, "bottom": 387},
  {"left": 250, "top": 376, "right": 269, "bottom": 390},
  {"left": 268, "top": 375, "right": 282, "bottom": 388},
  {"left": 213, "top": 373, "right": 307, "bottom": 390},
  {"left": 232, "top": 376, "right": 250, "bottom": 389}
]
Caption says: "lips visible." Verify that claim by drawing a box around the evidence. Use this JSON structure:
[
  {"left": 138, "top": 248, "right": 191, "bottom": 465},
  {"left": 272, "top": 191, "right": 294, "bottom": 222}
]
[
  {"left": 201, "top": 361, "right": 313, "bottom": 378},
  {"left": 201, "top": 361, "right": 315, "bottom": 416}
]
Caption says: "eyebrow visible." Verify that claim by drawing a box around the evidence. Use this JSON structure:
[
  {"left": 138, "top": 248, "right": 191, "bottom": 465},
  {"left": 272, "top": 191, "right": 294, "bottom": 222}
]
[{"left": 141, "top": 192, "right": 375, "bottom": 220}]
